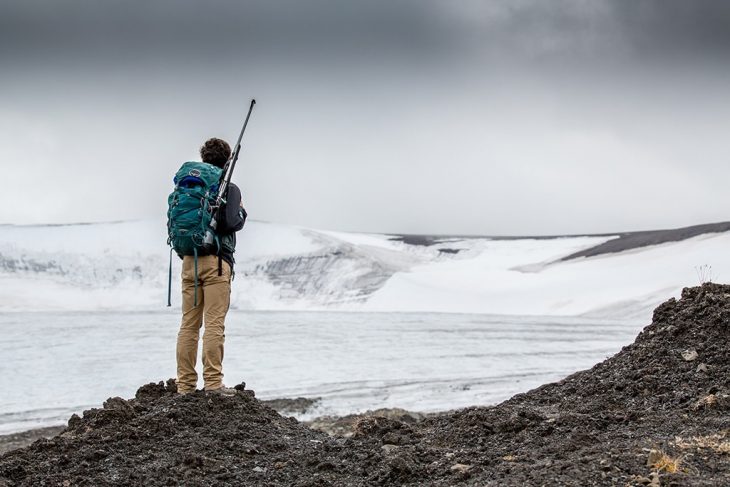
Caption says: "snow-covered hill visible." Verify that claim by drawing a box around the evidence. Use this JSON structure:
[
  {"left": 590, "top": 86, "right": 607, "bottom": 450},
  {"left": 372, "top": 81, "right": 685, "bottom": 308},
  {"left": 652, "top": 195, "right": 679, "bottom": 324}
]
[{"left": 0, "top": 219, "right": 727, "bottom": 317}]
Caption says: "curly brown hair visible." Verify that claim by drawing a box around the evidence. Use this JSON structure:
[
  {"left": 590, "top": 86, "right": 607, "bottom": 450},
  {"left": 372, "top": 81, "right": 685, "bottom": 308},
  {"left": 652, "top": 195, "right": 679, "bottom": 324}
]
[{"left": 200, "top": 138, "right": 231, "bottom": 168}]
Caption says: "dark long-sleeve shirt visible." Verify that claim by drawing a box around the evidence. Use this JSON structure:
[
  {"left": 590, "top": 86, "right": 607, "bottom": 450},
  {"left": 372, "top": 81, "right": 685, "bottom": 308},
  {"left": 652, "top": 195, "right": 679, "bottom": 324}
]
[{"left": 218, "top": 182, "right": 247, "bottom": 268}]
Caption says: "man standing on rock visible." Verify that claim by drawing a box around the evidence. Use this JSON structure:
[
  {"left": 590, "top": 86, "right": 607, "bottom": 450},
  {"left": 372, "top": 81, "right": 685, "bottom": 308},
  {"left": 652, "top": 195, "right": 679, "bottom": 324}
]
[{"left": 170, "top": 137, "right": 247, "bottom": 396}]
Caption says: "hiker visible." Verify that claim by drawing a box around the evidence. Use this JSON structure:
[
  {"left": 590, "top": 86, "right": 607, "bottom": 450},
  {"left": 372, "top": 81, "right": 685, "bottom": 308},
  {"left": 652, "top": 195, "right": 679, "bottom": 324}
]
[{"left": 170, "top": 138, "right": 247, "bottom": 395}]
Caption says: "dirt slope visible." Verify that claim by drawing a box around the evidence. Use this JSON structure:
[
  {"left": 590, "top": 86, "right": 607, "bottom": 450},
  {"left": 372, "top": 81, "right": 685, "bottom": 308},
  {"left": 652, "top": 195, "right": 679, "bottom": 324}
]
[{"left": 2, "top": 284, "right": 729, "bottom": 486}]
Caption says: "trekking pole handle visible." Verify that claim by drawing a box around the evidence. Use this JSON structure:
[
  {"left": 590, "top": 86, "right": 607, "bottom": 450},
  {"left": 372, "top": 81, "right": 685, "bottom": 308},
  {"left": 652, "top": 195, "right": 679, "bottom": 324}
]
[{"left": 228, "top": 99, "right": 256, "bottom": 172}]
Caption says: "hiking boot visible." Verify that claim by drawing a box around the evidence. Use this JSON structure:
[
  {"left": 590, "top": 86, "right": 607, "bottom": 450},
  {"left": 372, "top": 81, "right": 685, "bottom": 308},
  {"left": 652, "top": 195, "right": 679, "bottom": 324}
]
[{"left": 205, "top": 386, "right": 238, "bottom": 397}]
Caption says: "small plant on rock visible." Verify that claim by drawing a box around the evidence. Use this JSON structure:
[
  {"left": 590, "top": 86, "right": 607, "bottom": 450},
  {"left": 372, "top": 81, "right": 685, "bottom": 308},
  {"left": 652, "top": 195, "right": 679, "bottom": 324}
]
[{"left": 695, "top": 264, "right": 714, "bottom": 284}]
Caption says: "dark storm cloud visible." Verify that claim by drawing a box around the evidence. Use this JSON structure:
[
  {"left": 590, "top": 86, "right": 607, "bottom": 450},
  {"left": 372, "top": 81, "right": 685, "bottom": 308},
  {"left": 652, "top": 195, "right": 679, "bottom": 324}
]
[
  {"left": 0, "top": 1, "right": 454, "bottom": 68},
  {"left": 611, "top": 1, "right": 730, "bottom": 60},
  {"left": 2, "top": 0, "right": 729, "bottom": 69}
]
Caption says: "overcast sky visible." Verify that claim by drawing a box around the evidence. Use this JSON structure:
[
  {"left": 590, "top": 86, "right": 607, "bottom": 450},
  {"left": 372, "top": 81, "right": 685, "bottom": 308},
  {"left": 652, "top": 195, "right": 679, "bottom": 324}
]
[{"left": 2, "top": 0, "right": 729, "bottom": 235}]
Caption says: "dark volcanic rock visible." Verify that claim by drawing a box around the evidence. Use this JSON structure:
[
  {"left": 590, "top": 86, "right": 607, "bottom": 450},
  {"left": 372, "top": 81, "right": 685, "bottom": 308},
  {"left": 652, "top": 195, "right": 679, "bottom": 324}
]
[
  {"left": 0, "top": 427, "right": 65, "bottom": 456},
  {"left": 261, "top": 397, "right": 321, "bottom": 416},
  {"left": 2, "top": 284, "right": 730, "bottom": 486},
  {"left": 306, "top": 408, "right": 429, "bottom": 438},
  {"left": 0, "top": 380, "right": 348, "bottom": 487}
]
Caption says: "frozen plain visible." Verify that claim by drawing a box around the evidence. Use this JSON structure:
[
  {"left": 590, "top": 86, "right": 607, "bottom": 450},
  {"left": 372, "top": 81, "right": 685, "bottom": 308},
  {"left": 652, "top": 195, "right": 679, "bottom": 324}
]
[{"left": 0, "top": 310, "right": 640, "bottom": 435}]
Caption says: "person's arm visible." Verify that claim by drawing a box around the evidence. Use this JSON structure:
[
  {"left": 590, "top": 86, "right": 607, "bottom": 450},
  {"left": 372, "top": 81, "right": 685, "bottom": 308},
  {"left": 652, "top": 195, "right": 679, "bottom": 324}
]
[{"left": 219, "top": 183, "right": 246, "bottom": 233}]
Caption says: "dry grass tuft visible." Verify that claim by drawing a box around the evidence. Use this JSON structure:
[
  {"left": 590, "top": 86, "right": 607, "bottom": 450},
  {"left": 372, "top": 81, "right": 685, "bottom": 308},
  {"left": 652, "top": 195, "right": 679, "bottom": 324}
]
[{"left": 646, "top": 449, "right": 681, "bottom": 474}]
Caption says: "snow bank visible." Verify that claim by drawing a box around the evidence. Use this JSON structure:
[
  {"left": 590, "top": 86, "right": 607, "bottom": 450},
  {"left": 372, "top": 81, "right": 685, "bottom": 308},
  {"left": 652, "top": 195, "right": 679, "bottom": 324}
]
[{"left": 0, "top": 219, "right": 725, "bottom": 317}]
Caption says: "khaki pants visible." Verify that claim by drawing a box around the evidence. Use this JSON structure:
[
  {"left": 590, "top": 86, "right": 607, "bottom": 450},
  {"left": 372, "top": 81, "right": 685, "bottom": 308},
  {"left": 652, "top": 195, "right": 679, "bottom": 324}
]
[{"left": 176, "top": 254, "right": 232, "bottom": 392}]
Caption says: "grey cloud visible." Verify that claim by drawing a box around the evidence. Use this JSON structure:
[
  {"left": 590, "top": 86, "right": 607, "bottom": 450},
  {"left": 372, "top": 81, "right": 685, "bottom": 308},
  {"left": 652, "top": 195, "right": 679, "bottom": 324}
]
[
  {"left": 3, "top": 0, "right": 730, "bottom": 69},
  {"left": 611, "top": 0, "right": 730, "bottom": 59},
  {"left": 0, "top": 1, "right": 454, "bottom": 68}
]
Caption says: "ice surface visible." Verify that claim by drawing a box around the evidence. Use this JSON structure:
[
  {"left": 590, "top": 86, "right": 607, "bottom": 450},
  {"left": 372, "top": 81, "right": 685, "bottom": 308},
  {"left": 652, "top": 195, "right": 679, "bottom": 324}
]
[{"left": 0, "top": 310, "right": 641, "bottom": 435}]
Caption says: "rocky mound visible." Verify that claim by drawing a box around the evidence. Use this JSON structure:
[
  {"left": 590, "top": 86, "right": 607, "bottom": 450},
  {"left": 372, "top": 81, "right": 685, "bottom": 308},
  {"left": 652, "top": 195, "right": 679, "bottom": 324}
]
[{"left": 2, "top": 284, "right": 729, "bottom": 486}]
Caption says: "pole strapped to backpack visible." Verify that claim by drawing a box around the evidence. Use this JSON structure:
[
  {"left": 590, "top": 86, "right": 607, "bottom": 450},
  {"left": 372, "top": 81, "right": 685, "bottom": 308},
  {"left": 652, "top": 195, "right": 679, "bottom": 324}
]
[
  {"left": 193, "top": 247, "right": 199, "bottom": 307},
  {"left": 167, "top": 248, "right": 200, "bottom": 308},
  {"left": 167, "top": 248, "right": 173, "bottom": 307}
]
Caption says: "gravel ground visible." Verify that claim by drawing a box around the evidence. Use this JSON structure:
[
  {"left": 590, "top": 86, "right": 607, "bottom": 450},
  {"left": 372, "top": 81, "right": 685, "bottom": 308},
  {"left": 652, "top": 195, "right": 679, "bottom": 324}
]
[{"left": 0, "top": 428, "right": 65, "bottom": 456}]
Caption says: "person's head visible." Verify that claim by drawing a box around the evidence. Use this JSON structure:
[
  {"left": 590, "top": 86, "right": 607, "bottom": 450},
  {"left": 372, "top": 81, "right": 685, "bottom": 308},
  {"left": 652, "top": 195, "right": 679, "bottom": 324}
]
[{"left": 200, "top": 138, "right": 231, "bottom": 168}]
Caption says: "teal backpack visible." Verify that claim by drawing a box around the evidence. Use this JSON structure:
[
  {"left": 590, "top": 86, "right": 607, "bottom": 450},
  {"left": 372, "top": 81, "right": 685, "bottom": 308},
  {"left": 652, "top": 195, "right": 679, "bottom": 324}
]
[{"left": 166, "top": 161, "right": 234, "bottom": 306}]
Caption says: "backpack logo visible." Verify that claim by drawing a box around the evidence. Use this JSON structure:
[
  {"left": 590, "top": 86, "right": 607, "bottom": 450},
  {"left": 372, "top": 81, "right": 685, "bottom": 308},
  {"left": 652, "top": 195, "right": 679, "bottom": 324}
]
[{"left": 189, "top": 169, "right": 201, "bottom": 177}]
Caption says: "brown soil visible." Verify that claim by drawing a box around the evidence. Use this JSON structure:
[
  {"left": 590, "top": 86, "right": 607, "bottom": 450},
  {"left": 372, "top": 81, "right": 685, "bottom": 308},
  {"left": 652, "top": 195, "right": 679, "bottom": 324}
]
[{"left": 2, "top": 284, "right": 729, "bottom": 486}]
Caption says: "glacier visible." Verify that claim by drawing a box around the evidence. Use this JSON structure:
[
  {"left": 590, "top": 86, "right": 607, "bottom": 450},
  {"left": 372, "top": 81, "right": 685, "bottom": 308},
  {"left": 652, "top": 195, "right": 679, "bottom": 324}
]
[{"left": 0, "top": 219, "right": 728, "bottom": 319}]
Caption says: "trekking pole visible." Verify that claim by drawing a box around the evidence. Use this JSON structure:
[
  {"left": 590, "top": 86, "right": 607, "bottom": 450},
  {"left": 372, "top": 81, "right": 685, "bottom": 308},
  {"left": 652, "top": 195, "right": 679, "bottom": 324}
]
[
  {"left": 203, "top": 99, "right": 256, "bottom": 249},
  {"left": 216, "top": 98, "right": 256, "bottom": 206}
]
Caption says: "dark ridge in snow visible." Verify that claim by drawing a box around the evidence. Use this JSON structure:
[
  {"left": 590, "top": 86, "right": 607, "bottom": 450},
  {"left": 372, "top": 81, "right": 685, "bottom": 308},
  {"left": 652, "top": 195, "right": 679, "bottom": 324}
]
[
  {"left": 561, "top": 221, "right": 730, "bottom": 261},
  {"left": 2, "top": 284, "right": 729, "bottom": 486},
  {"left": 389, "top": 221, "right": 730, "bottom": 259}
]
